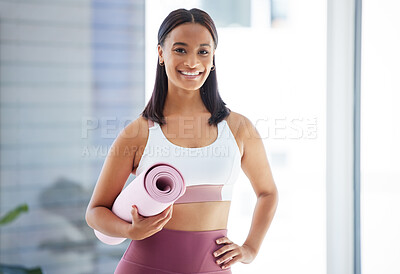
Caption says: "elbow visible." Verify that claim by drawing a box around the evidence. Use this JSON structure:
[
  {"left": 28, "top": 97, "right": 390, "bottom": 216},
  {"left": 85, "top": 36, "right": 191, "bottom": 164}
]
[
  {"left": 257, "top": 184, "right": 278, "bottom": 199},
  {"left": 85, "top": 206, "right": 94, "bottom": 229},
  {"left": 270, "top": 186, "right": 279, "bottom": 204},
  {"left": 270, "top": 185, "right": 278, "bottom": 199},
  {"left": 258, "top": 186, "right": 279, "bottom": 208},
  {"left": 270, "top": 187, "right": 279, "bottom": 209}
]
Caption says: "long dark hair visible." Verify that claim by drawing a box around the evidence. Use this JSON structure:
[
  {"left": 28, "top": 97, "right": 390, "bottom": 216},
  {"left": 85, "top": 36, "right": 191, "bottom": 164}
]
[{"left": 140, "top": 8, "right": 231, "bottom": 126}]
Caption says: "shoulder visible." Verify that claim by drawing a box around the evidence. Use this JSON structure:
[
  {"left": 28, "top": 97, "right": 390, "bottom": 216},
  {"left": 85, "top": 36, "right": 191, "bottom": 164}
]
[
  {"left": 118, "top": 115, "right": 144, "bottom": 138},
  {"left": 224, "top": 110, "right": 258, "bottom": 157},
  {"left": 114, "top": 115, "right": 150, "bottom": 152},
  {"left": 225, "top": 110, "right": 256, "bottom": 139}
]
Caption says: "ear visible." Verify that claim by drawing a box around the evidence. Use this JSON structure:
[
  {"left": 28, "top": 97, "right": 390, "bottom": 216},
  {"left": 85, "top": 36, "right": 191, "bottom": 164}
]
[{"left": 157, "top": 45, "right": 164, "bottom": 62}]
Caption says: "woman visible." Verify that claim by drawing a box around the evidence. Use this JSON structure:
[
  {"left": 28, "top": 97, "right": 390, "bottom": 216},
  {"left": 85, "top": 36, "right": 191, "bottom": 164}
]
[{"left": 86, "top": 8, "right": 278, "bottom": 274}]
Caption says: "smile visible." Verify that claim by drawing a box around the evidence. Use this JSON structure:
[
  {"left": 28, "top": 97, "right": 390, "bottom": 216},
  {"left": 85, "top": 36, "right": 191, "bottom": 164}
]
[
  {"left": 179, "top": 71, "right": 202, "bottom": 76},
  {"left": 178, "top": 70, "right": 203, "bottom": 79}
]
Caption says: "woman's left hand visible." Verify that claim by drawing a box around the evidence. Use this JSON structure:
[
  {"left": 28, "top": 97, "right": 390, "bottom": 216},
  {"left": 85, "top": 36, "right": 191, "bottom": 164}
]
[{"left": 213, "top": 236, "right": 256, "bottom": 269}]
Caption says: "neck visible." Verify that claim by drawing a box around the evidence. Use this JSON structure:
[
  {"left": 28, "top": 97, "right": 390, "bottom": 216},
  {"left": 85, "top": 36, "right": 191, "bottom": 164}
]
[{"left": 163, "top": 85, "right": 208, "bottom": 117}]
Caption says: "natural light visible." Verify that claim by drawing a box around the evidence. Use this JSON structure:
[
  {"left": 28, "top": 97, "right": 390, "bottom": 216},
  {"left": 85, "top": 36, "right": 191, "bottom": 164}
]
[{"left": 146, "top": 1, "right": 326, "bottom": 273}]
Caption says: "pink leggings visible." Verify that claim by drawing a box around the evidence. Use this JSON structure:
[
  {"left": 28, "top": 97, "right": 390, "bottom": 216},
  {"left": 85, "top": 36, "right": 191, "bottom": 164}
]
[{"left": 114, "top": 227, "right": 233, "bottom": 274}]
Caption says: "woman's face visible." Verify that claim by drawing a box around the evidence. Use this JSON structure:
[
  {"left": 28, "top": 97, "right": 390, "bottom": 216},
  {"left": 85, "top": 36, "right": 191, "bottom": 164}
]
[{"left": 158, "top": 23, "right": 215, "bottom": 92}]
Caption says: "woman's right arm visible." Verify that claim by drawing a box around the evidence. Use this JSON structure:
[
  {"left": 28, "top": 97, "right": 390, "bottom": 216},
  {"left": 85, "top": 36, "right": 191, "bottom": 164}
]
[{"left": 85, "top": 117, "right": 172, "bottom": 240}]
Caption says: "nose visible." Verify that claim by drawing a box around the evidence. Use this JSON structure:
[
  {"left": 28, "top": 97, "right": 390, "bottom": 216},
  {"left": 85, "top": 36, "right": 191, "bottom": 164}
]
[{"left": 183, "top": 52, "right": 200, "bottom": 68}]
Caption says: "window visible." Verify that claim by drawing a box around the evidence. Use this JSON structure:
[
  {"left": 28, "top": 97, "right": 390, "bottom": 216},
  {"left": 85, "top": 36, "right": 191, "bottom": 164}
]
[
  {"left": 361, "top": 1, "right": 400, "bottom": 273},
  {"left": 145, "top": 1, "right": 326, "bottom": 273}
]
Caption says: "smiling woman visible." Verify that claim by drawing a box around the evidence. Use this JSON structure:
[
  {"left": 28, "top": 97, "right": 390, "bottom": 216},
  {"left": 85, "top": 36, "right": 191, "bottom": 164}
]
[
  {"left": 158, "top": 24, "right": 214, "bottom": 88},
  {"left": 85, "top": 7, "right": 278, "bottom": 274}
]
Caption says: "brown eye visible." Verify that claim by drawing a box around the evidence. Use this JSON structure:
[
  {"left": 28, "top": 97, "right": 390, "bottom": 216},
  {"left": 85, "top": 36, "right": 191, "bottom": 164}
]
[{"left": 174, "top": 48, "right": 185, "bottom": 53}]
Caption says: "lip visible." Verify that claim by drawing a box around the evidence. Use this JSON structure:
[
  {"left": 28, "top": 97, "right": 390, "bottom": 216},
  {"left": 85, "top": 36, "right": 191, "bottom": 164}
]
[{"left": 178, "top": 70, "right": 203, "bottom": 80}]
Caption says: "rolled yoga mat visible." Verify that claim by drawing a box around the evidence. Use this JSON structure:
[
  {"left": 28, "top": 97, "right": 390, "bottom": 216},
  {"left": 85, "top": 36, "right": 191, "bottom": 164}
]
[{"left": 94, "top": 162, "right": 186, "bottom": 245}]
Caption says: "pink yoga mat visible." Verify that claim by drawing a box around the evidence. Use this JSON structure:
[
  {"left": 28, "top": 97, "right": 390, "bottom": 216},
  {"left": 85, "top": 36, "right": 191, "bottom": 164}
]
[{"left": 94, "top": 162, "right": 186, "bottom": 245}]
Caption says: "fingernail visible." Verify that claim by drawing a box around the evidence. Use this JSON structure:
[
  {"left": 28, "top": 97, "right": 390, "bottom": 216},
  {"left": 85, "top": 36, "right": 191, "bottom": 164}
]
[
  {"left": 213, "top": 252, "right": 218, "bottom": 257},
  {"left": 222, "top": 265, "right": 226, "bottom": 269},
  {"left": 216, "top": 240, "right": 220, "bottom": 244}
]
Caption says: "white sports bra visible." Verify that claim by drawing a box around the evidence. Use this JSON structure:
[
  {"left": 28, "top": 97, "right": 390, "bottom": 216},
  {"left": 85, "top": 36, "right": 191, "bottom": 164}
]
[{"left": 136, "top": 118, "right": 241, "bottom": 204}]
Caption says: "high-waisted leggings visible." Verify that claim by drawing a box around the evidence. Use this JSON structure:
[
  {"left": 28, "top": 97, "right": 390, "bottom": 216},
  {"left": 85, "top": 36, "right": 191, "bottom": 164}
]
[{"left": 114, "top": 227, "right": 233, "bottom": 274}]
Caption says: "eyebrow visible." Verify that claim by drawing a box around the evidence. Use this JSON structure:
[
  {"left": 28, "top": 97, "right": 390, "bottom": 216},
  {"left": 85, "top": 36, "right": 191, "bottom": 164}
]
[{"left": 172, "top": 42, "right": 211, "bottom": 47}]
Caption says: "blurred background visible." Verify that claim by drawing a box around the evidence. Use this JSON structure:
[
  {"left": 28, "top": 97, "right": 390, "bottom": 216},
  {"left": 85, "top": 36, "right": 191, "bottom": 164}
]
[{"left": 0, "top": 0, "right": 398, "bottom": 273}]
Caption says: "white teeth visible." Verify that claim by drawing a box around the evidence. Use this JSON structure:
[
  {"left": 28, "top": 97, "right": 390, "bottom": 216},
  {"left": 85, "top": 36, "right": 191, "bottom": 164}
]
[{"left": 180, "top": 71, "right": 200, "bottom": 76}]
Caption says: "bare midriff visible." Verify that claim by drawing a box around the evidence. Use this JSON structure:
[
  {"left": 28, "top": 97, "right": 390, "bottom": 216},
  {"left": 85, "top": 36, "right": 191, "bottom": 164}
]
[{"left": 162, "top": 201, "right": 231, "bottom": 231}]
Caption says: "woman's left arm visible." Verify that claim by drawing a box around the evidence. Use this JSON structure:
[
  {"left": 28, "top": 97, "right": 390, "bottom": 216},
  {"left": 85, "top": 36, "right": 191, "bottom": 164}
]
[{"left": 214, "top": 115, "right": 279, "bottom": 269}]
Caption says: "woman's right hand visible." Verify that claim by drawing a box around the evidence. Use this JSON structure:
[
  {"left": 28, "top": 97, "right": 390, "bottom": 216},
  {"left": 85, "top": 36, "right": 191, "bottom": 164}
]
[{"left": 128, "top": 204, "right": 173, "bottom": 240}]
